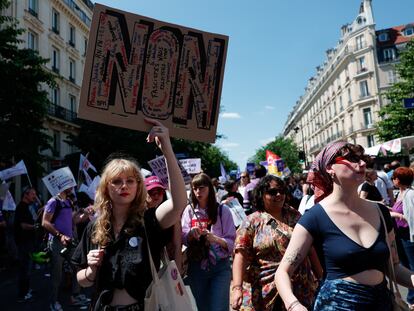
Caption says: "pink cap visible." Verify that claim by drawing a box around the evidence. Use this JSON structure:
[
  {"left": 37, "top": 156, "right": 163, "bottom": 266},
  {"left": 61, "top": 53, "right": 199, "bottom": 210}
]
[{"left": 144, "top": 176, "right": 166, "bottom": 191}]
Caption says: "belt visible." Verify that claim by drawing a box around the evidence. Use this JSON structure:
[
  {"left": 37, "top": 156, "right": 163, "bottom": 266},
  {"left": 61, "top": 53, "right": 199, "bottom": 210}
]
[{"left": 102, "top": 302, "right": 142, "bottom": 311}]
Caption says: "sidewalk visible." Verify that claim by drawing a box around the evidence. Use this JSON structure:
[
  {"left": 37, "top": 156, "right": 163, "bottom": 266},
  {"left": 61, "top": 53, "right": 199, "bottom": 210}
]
[{"left": 0, "top": 261, "right": 92, "bottom": 311}]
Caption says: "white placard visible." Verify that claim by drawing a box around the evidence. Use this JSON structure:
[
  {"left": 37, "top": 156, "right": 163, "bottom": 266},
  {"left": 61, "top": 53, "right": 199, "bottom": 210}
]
[
  {"left": 42, "top": 167, "right": 77, "bottom": 197},
  {"left": 148, "top": 156, "right": 192, "bottom": 187},
  {"left": 179, "top": 158, "right": 201, "bottom": 174},
  {"left": 225, "top": 198, "right": 247, "bottom": 227}
]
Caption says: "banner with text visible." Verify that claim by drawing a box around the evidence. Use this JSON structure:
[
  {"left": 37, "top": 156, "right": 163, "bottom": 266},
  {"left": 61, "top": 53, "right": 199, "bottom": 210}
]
[
  {"left": 148, "top": 156, "right": 192, "bottom": 187},
  {"left": 179, "top": 158, "right": 201, "bottom": 174},
  {"left": 79, "top": 4, "right": 228, "bottom": 143},
  {"left": 42, "top": 167, "right": 77, "bottom": 197}
]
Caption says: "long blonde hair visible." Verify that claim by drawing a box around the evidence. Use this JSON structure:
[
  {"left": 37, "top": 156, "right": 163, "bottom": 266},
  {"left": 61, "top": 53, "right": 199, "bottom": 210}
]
[{"left": 92, "top": 158, "right": 147, "bottom": 246}]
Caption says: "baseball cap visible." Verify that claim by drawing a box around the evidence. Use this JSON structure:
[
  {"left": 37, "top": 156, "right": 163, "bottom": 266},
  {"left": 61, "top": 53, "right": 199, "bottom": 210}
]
[{"left": 144, "top": 176, "right": 166, "bottom": 191}]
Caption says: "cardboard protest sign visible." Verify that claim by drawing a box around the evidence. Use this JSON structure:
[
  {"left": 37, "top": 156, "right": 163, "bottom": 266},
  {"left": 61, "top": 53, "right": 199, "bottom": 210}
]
[
  {"left": 79, "top": 4, "right": 228, "bottom": 143},
  {"left": 148, "top": 156, "right": 192, "bottom": 187},
  {"left": 42, "top": 167, "right": 77, "bottom": 197},
  {"left": 179, "top": 158, "right": 201, "bottom": 174}
]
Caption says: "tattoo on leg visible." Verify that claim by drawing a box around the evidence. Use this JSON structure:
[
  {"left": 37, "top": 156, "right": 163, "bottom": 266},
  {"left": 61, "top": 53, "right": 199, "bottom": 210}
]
[{"left": 285, "top": 249, "right": 302, "bottom": 267}]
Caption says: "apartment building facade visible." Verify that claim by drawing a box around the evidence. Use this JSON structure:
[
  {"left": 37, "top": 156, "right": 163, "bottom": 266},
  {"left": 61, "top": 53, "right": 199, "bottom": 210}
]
[
  {"left": 283, "top": 0, "right": 413, "bottom": 165},
  {"left": 5, "top": 0, "right": 92, "bottom": 169}
]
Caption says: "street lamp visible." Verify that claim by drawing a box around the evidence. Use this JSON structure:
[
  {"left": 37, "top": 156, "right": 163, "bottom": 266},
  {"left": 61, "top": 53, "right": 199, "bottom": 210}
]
[{"left": 294, "top": 125, "right": 307, "bottom": 168}]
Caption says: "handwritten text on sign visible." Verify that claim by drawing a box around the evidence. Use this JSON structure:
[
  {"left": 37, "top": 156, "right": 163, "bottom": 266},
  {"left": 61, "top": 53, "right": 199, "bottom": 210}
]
[{"left": 79, "top": 4, "right": 228, "bottom": 143}]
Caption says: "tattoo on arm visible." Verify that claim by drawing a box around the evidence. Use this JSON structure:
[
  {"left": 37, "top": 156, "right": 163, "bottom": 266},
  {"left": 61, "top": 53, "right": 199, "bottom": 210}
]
[{"left": 284, "top": 248, "right": 302, "bottom": 268}]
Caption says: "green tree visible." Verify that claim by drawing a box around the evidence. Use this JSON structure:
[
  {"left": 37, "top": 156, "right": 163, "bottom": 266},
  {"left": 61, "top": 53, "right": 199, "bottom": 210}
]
[
  {"left": 67, "top": 120, "right": 237, "bottom": 177},
  {"left": 0, "top": 0, "right": 56, "bottom": 175},
  {"left": 376, "top": 40, "right": 414, "bottom": 141},
  {"left": 250, "top": 136, "right": 301, "bottom": 174}
]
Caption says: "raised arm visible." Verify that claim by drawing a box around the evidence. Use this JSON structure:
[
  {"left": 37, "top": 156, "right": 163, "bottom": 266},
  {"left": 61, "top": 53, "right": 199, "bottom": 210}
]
[
  {"left": 274, "top": 224, "right": 314, "bottom": 311},
  {"left": 144, "top": 118, "right": 187, "bottom": 229}
]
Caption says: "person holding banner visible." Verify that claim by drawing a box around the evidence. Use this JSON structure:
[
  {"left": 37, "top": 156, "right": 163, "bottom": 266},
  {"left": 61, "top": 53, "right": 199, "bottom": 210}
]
[
  {"left": 182, "top": 173, "right": 236, "bottom": 311},
  {"left": 231, "top": 175, "right": 319, "bottom": 311},
  {"left": 71, "top": 118, "right": 187, "bottom": 310}
]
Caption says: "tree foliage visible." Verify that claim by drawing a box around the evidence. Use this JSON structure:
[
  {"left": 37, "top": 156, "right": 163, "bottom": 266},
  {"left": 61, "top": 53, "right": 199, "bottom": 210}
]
[
  {"left": 250, "top": 136, "right": 302, "bottom": 174},
  {"left": 0, "top": 0, "right": 57, "bottom": 175},
  {"left": 376, "top": 40, "right": 414, "bottom": 141},
  {"left": 67, "top": 120, "right": 237, "bottom": 178}
]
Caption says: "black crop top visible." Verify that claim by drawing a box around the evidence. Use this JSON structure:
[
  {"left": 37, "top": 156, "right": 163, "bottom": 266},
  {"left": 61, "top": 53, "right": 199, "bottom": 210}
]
[
  {"left": 298, "top": 203, "right": 393, "bottom": 280},
  {"left": 72, "top": 208, "right": 166, "bottom": 303}
]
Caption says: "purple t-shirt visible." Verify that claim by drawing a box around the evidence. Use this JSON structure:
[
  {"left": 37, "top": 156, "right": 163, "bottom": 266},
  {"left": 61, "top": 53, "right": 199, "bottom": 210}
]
[
  {"left": 44, "top": 197, "right": 73, "bottom": 238},
  {"left": 392, "top": 200, "right": 408, "bottom": 229}
]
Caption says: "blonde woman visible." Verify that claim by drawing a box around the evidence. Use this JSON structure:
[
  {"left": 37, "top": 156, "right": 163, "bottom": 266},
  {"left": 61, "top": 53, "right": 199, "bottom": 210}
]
[{"left": 72, "top": 119, "right": 187, "bottom": 310}]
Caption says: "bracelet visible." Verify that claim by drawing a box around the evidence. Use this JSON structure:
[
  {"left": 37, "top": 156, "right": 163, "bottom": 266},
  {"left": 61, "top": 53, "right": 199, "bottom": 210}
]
[
  {"left": 84, "top": 267, "right": 95, "bottom": 283},
  {"left": 231, "top": 285, "right": 243, "bottom": 291},
  {"left": 287, "top": 300, "right": 300, "bottom": 311}
]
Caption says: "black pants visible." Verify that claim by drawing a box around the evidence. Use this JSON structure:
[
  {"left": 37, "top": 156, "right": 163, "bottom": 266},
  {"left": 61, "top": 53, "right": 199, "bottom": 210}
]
[{"left": 17, "top": 240, "right": 34, "bottom": 298}]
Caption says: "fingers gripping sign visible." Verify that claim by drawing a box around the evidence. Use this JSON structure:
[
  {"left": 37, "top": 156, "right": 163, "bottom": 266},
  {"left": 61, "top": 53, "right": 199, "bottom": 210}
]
[{"left": 144, "top": 117, "right": 171, "bottom": 151}]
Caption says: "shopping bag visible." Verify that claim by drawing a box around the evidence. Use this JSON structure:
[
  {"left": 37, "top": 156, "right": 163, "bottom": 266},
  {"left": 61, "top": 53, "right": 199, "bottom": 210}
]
[{"left": 145, "top": 246, "right": 196, "bottom": 310}]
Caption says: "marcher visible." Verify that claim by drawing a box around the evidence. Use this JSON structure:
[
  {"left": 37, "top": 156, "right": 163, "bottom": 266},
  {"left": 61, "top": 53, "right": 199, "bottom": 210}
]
[
  {"left": 359, "top": 168, "right": 383, "bottom": 202},
  {"left": 71, "top": 118, "right": 187, "bottom": 310},
  {"left": 42, "top": 187, "right": 86, "bottom": 310},
  {"left": 390, "top": 167, "right": 414, "bottom": 308},
  {"left": 144, "top": 175, "right": 183, "bottom": 273},
  {"left": 14, "top": 187, "right": 38, "bottom": 302},
  {"left": 182, "top": 173, "right": 236, "bottom": 311},
  {"left": 231, "top": 175, "right": 320, "bottom": 311},
  {"left": 221, "top": 180, "right": 244, "bottom": 206},
  {"left": 275, "top": 142, "right": 414, "bottom": 311}
]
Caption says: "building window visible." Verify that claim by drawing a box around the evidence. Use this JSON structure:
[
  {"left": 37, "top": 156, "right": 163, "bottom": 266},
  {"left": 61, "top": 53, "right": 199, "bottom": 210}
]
[
  {"left": 83, "top": 37, "right": 88, "bottom": 56},
  {"left": 356, "top": 34, "right": 365, "bottom": 50},
  {"left": 359, "top": 80, "right": 369, "bottom": 98},
  {"left": 52, "top": 87, "right": 60, "bottom": 105},
  {"left": 357, "top": 56, "right": 366, "bottom": 73},
  {"left": 383, "top": 48, "right": 396, "bottom": 62},
  {"left": 387, "top": 70, "right": 397, "bottom": 84},
  {"left": 27, "top": 31, "right": 38, "bottom": 50},
  {"left": 69, "top": 59, "right": 76, "bottom": 83},
  {"left": 53, "top": 130, "right": 61, "bottom": 157},
  {"left": 363, "top": 107, "right": 373, "bottom": 128},
  {"left": 339, "top": 96, "right": 343, "bottom": 111},
  {"left": 367, "top": 135, "right": 375, "bottom": 147},
  {"left": 404, "top": 27, "right": 414, "bottom": 36},
  {"left": 69, "top": 24, "right": 76, "bottom": 47},
  {"left": 52, "top": 9, "right": 60, "bottom": 34},
  {"left": 378, "top": 33, "right": 389, "bottom": 42},
  {"left": 28, "top": 0, "right": 38, "bottom": 17},
  {"left": 70, "top": 95, "right": 76, "bottom": 112},
  {"left": 347, "top": 88, "right": 352, "bottom": 104},
  {"left": 52, "top": 48, "right": 60, "bottom": 73}
]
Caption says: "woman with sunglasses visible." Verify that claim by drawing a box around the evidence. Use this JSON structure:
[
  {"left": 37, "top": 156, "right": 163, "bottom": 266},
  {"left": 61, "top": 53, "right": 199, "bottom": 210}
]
[
  {"left": 231, "top": 175, "right": 321, "bottom": 311},
  {"left": 71, "top": 118, "right": 187, "bottom": 310},
  {"left": 181, "top": 173, "right": 236, "bottom": 311},
  {"left": 275, "top": 142, "right": 414, "bottom": 311}
]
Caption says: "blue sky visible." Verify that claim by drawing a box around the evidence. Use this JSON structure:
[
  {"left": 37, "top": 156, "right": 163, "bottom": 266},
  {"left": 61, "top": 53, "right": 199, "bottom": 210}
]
[{"left": 93, "top": 0, "right": 414, "bottom": 169}]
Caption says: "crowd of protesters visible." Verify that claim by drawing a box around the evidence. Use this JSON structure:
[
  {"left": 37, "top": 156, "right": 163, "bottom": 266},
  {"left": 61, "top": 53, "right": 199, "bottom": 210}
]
[{"left": 1, "top": 137, "right": 414, "bottom": 311}]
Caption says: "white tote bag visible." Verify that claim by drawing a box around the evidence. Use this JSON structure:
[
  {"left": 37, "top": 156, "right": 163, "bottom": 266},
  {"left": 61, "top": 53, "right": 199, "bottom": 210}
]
[{"left": 144, "top": 236, "right": 196, "bottom": 310}]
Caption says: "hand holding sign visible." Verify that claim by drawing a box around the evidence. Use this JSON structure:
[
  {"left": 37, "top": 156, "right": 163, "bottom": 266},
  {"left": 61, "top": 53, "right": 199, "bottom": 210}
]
[{"left": 145, "top": 117, "right": 172, "bottom": 152}]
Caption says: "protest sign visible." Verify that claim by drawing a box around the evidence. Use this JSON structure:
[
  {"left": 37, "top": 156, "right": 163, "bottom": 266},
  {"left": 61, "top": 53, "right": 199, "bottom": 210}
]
[
  {"left": 0, "top": 160, "right": 28, "bottom": 181},
  {"left": 148, "top": 156, "right": 192, "bottom": 187},
  {"left": 2, "top": 190, "right": 16, "bottom": 211},
  {"left": 179, "top": 158, "right": 201, "bottom": 174},
  {"left": 225, "top": 198, "right": 246, "bottom": 227},
  {"left": 79, "top": 4, "right": 228, "bottom": 143},
  {"left": 246, "top": 163, "right": 255, "bottom": 176},
  {"left": 42, "top": 167, "right": 77, "bottom": 197}
]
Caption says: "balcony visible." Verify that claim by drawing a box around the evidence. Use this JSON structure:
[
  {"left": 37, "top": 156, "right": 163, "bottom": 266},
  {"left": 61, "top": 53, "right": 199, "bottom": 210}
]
[
  {"left": 63, "top": 0, "right": 92, "bottom": 27},
  {"left": 48, "top": 103, "right": 78, "bottom": 123}
]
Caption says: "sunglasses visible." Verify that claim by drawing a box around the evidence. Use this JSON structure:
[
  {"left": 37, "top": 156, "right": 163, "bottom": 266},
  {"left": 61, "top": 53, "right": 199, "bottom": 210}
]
[
  {"left": 241, "top": 176, "right": 248, "bottom": 179},
  {"left": 334, "top": 154, "right": 368, "bottom": 164},
  {"left": 265, "top": 188, "right": 285, "bottom": 196}
]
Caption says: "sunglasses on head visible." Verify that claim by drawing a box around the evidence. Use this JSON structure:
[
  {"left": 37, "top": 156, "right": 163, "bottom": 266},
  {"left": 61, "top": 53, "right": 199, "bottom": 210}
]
[{"left": 265, "top": 188, "right": 285, "bottom": 196}]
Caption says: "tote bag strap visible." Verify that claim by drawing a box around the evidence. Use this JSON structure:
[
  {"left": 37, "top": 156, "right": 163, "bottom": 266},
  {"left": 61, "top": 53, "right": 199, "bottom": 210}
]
[
  {"left": 377, "top": 205, "right": 402, "bottom": 297},
  {"left": 143, "top": 221, "right": 160, "bottom": 284}
]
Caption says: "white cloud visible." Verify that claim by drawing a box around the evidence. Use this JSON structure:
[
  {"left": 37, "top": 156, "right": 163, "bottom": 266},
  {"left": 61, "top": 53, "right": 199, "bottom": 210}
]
[
  {"left": 259, "top": 137, "right": 274, "bottom": 145},
  {"left": 265, "top": 105, "right": 275, "bottom": 110},
  {"left": 220, "top": 112, "right": 241, "bottom": 119}
]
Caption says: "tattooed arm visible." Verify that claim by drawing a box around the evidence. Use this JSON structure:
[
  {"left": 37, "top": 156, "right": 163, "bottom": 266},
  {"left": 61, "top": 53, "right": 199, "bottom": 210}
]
[
  {"left": 274, "top": 224, "right": 314, "bottom": 311},
  {"left": 388, "top": 229, "right": 414, "bottom": 288}
]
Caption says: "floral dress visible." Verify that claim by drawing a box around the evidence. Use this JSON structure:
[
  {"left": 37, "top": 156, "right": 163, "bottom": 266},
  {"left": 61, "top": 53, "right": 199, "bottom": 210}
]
[{"left": 234, "top": 205, "right": 317, "bottom": 311}]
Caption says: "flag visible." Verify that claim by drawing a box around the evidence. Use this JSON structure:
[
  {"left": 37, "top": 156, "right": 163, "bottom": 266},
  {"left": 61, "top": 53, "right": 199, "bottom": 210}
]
[
  {"left": 0, "top": 160, "right": 28, "bottom": 181},
  {"left": 220, "top": 163, "right": 227, "bottom": 181},
  {"left": 266, "top": 150, "right": 280, "bottom": 175},
  {"left": 79, "top": 154, "right": 97, "bottom": 186}
]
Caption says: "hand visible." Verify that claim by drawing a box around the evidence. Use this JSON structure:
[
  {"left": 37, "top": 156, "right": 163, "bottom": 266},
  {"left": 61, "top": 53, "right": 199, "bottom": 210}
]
[
  {"left": 144, "top": 118, "right": 171, "bottom": 151},
  {"left": 204, "top": 232, "right": 219, "bottom": 244},
  {"left": 60, "top": 235, "right": 71, "bottom": 247},
  {"left": 87, "top": 249, "right": 104, "bottom": 271},
  {"left": 188, "top": 227, "right": 202, "bottom": 241},
  {"left": 231, "top": 287, "right": 243, "bottom": 310}
]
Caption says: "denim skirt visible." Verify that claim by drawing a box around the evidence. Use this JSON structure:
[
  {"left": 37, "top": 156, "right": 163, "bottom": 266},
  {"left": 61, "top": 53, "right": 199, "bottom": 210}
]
[{"left": 313, "top": 279, "right": 393, "bottom": 311}]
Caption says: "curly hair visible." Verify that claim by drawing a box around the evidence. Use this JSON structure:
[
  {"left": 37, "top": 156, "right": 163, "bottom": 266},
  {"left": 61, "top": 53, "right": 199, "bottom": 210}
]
[
  {"left": 252, "top": 175, "right": 287, "bottom": 211},
  {"left": 91, "top": 158, "right": 147, "bottom": 246},
  {"left": 190, "top": 173, "right": 219, "bottom": 225}
]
